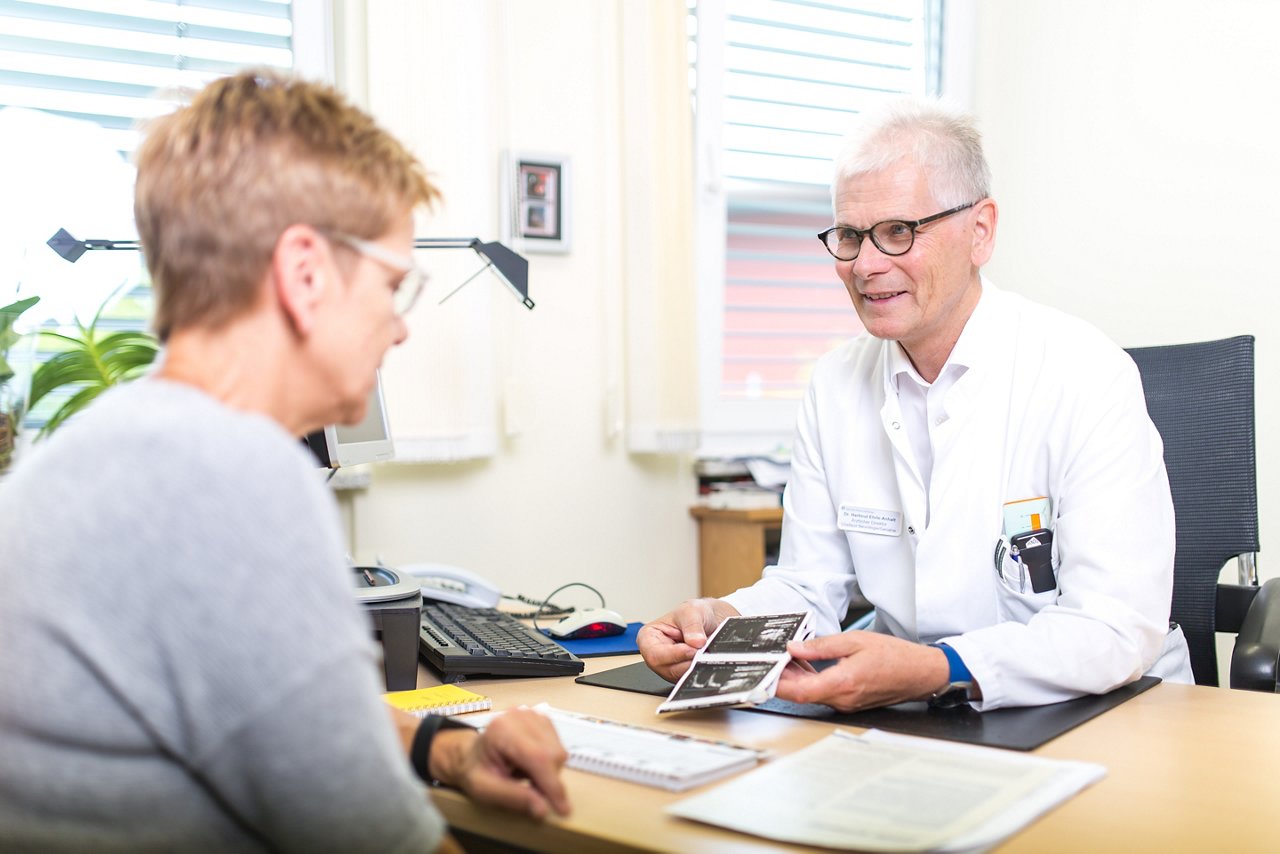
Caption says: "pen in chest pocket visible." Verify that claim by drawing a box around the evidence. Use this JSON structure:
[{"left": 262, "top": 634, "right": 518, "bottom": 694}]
[{"left": 993, "top": 536, "right": 1023, "bottom": 591}]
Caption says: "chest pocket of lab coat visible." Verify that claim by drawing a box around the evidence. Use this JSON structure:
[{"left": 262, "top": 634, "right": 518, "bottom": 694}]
[{"left": 994, "top": 535, "right": 1060, "bottom": 623}]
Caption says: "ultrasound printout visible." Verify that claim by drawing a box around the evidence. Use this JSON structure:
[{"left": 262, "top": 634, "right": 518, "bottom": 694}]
[
  {"left": 703, "top": 614, "right": 808, "bottom": 656},
  {"left": 658, "top": 612, "right": 813, "bottom": 713},
  {"left": 667, "top": 661, "right": 778, "bottom": 703}
]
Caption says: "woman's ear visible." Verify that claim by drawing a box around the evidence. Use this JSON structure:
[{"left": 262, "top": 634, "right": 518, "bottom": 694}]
[
  {"left": 273, "top": 224, "right": 328, "bottom": 336},
  {"left": 970, "top": 197, "right": 998, "bottom": 267}
]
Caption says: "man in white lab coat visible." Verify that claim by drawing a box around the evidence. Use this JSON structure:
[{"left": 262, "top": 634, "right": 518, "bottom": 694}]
[{"left": 639, "top": 98, "right": 1193, "bottom": 711}]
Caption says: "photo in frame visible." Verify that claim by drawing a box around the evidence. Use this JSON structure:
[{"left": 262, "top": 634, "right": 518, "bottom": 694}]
[{"left": 502, "top": 152, "right": 570, "bottom": 254}]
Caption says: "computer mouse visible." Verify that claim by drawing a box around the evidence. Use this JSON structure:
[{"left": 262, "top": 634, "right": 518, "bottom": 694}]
[{"left": 547, "top": 607, "right": 628, "bottom": 640}]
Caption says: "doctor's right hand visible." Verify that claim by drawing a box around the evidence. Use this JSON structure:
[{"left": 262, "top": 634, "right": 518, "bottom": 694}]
[{"left": 638, "top": 597, "right": 740, "bottom": 681}]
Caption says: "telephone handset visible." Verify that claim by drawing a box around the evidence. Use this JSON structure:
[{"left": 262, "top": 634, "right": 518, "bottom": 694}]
[{"left": 399, "top": 562, "right": 502, "bottom": 609}]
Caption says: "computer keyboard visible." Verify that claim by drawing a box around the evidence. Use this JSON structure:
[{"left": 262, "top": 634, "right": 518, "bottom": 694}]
[{"left": 418, "top": 601, "right": 585, "bottom": 680}]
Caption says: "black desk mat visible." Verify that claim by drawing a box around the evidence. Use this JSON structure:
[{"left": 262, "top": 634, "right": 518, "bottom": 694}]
[{"left": 576, "top": 661, "right": 1159, "bottom": 751}]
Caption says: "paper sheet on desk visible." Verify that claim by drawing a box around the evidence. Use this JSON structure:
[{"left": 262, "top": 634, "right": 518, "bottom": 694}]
[
  {"left": 466, "top": 704, "right": 763, "bottom": 791},
  {"left": 667, "top": 729, "right": 1106, "bottom": 852}
]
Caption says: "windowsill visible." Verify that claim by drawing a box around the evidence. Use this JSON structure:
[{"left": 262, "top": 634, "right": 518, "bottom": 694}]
[{"left": 327, "top": 465, "right": 373, "bottom": 491}]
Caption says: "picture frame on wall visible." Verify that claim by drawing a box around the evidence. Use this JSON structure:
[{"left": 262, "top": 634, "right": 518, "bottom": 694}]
[{"left": 502, "top": 152, "right": 570, "bottom": 254}]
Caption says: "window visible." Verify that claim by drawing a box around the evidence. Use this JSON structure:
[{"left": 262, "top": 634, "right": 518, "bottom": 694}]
[
  {"left": 692, "top": 0, "right": 954, "bottom": 454},
  {"left": 0, "top": 0, "right": 329, "bottom": 428}
]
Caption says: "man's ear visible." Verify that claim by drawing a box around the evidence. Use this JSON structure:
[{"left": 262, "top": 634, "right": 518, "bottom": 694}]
[
  {"left": 273, "top": 224, "right": 328, "bottom": 336},
  {"left": 970, "top": 198, "right": 998, "bottom": 267}
]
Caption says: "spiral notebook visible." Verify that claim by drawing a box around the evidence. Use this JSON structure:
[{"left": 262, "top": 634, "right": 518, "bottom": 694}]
[
  {"left": 382, "top": 685, "right": 492, "bottom": 718},
  {"left": 466, "top": 704, "right": 764, "bottom": 791}
]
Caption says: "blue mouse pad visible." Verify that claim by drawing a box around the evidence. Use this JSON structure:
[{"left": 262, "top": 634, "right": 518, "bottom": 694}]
[{"left": 539, "top": 622, "right": 643, "bottom": 657}]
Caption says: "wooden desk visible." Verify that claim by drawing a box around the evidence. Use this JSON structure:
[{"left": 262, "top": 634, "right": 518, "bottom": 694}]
[
  {"left": 689, "top": 506, "right": 783, "bottom": 597},
  {"left": 423, "top": 657, "right": 1280, "bottom": 852}
]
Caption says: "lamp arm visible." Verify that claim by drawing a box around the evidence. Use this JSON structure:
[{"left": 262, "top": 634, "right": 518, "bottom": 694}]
[
  {"left": 48, "top": 229, "right": 533, "bottom": 311},
  {"left": 412, "top": 238, "right": 480, "bottom": 250},
  {"left": 413, "top": 237, "right": 534, "bottom": 310}
]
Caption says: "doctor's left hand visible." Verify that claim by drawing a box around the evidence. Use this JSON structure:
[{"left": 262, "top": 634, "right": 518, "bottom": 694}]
[{"left": 775, "top": 631, "right": 953, "bottom": 712}]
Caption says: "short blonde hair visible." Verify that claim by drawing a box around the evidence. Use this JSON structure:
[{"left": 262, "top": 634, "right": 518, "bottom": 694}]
[{"left": 134, "top": 70, "right": 441, "bottom": 341}]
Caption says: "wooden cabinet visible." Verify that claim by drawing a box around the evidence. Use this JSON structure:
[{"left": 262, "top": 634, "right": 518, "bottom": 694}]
[{"left": 689, "top": 506, "right": 783, "bottom": 597}]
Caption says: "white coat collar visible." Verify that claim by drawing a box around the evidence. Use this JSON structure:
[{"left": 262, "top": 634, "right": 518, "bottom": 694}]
[
  {"left": 947, "top": 276, "right": 1003, "bottom": 375},
  {"left": 881, "top": 276, "right": 1002, "bottom": 395}
]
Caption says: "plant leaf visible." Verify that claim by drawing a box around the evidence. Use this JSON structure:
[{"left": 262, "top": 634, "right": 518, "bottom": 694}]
[
  {"left": 0, "top": 296, "right": 40, "bottom": 335},
  {"left": 0, "top": 296, "right": 41, "bottom": 359},
  {"left": 106, "top": 348, "right": 160, "bottom": 382},
  {"left": 35, "top": 330, "right": 89, "bottom": 348},
  {"left": 0, "top": 296, "right": 40, "bottom": 317},
  {"left": 98, "top": 330, "right": 158, "bottom": 349},
  {"left": 99, "top": 330, "right": 159, "bottom": 355},
  {"left": 26, "top": 284, "right": 160, "bottom": 440},
  {"left": 93, "top": 331, "right": 159, "bottom": 383},
  {"left": 36, "top": 384, "right": 105, "bottom": 439},
  {"left": 29, "top": 349, "right": 105, "bottom": 409}
]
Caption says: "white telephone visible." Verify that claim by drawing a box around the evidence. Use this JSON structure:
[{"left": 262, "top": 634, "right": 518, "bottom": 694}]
[{"left": 399, "top": 562, "right": 502, "bottom": 609}]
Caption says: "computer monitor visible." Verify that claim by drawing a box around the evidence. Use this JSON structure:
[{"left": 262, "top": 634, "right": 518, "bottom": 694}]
[{"left": 304, "top": 371, "right": 395, "bottom": 468}]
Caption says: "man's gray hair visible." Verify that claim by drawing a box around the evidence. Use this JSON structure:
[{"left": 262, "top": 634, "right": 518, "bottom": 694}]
[{"left": 832, "top": 97, "right": 991, "bottom": 212}]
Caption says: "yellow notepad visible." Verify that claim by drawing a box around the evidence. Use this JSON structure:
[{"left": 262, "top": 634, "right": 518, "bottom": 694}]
[{"left": 382, "top": 685, "right": 492, "bottom": 718}]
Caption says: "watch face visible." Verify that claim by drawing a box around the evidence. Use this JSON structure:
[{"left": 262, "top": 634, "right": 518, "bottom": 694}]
[{"left": 928, "top": 683, "right": 974, "bottom": 710}]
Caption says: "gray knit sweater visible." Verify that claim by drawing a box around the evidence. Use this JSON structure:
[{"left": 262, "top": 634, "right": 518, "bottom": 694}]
[{"left": 0, "top": 379, "right": 441, "bottom": 852}]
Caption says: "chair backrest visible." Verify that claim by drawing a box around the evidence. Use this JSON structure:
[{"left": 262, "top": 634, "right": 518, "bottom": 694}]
[{"left": 1125, "top": 335, "right": 1259, "bottom": 686}]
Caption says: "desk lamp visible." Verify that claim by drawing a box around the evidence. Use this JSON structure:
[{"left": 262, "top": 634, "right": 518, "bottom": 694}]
[
  {"left": 415, "top": 237, "right": 534, "bottom": 310},
  {"left": 47, "top": 229, "right": 535, "bottom": 310}
]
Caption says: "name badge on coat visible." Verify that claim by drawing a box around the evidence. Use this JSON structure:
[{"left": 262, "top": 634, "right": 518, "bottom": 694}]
[{"left": 838, "top": 504, "right": 903, "bottom": 536}]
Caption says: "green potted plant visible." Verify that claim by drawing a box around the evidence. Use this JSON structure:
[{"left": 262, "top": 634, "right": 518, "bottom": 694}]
[
  {"left": 28, "top": 294, "right": 159, "bottom": 440},
  {"left": 0, "top": 295, "right": 40, "bottom": 472}
]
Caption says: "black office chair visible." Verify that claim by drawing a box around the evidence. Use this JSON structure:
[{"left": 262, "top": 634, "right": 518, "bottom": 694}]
[{"left": 1126, "top": 335, "right": 1280, "bottom": 690}]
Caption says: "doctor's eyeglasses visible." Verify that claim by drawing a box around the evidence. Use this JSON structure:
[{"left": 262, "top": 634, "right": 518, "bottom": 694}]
[{"left": 817, "top": 201, "right": 978, "bottom": 262}]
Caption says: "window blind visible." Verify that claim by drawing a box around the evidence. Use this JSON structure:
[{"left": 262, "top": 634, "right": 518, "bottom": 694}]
[
  {"left": 0, "top": 0, "right": 298, "bottom": 155},
  {"left": 693, "top": 0, "right": 940, "bottom": 449}
]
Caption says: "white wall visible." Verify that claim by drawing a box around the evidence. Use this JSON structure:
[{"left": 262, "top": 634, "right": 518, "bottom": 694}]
[
  {"left": 972, "top": 0, "right": 1279, "bottom": 572},
  {"left": 336, "top": 1, "right": 699, "bottom": 622}
]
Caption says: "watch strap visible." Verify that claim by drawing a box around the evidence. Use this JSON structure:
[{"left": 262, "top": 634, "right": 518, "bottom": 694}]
[
  {"left": 410, "top": 715, "right": 473, "bottom": 784},
  {"left": 928, "top": 643, "right": 975, "bottom": 707}
]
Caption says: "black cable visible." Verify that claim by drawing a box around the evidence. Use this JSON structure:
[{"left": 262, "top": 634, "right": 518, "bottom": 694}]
[
  {"left": 530, "top": 582, "right": 607, "bottom": 632},
  {"left": 500, "top": 592, "right": 576, "bottom": 619},
  {"left": 504, "top": 592, "right": 578, "bottom": 614}
]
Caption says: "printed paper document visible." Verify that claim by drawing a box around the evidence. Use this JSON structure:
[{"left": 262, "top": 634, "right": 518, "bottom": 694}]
[{"left": 668, "top": 728, "right": 1106, "bottom": 852}]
